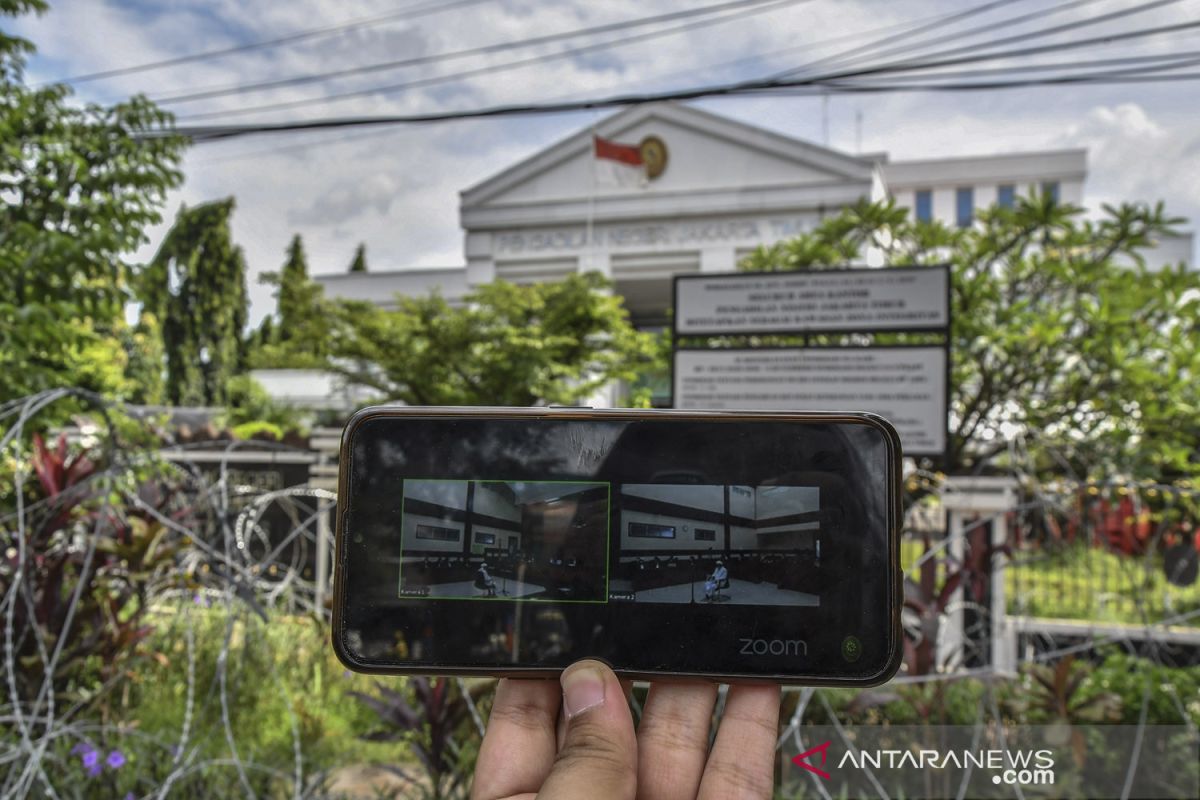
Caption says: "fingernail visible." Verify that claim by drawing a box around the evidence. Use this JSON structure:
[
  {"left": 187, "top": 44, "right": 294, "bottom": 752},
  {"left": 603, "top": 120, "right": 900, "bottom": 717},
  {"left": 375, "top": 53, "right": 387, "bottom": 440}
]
[{"left": 561, "top": 664, "right": 606, "bottom": 719}]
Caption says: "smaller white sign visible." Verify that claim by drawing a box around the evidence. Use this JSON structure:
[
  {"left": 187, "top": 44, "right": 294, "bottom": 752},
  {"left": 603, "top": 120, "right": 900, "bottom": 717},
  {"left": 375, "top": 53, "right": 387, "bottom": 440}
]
[
  {"left": 675, "top": 266, "right": 949, "bottom": 335},
  {"left": 673, "top": 347, "right": 947, "bottom": 456}
]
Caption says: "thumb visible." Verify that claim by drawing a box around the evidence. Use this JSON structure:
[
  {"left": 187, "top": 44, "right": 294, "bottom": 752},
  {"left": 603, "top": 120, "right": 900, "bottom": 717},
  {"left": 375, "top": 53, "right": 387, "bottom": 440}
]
[{"left": 536, "top": 660, "right": 637, "bottom": 800}]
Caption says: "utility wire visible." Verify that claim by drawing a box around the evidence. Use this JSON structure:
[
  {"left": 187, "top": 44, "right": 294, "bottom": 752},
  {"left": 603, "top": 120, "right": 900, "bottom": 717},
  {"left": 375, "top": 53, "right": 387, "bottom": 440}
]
[
  {"left": 153, "top": 0, "right": 788, "bottom": 107},
  {"left": 187, "top": 2, "right": 1021, "bottom": 166},
  {"left": 157, "top": 14, "right": 1200, "bottom": 140},
  {"left": 807, "top": 50, "right": 1200, "bottom": 86},
  {"left": 176, "top": 0, "right": 1189, "bottom": 124},
  {"left": 785, "top": 13, "right": 1200, "bottom": 86},
  {"left": 174, "top": 0, "right": 806, "bottom": 121},
  {"left": 777, "top": 0, "right": 1106, "bottom": 79},
  {"left": 752, "top": 52, "right": 1200, "bottom": 94},
  {"left": 771, "top": 0, "right": 1186, "bottom": 80},
  {"left": 40, "top": 0, "right": 493, "bottom": 86}
]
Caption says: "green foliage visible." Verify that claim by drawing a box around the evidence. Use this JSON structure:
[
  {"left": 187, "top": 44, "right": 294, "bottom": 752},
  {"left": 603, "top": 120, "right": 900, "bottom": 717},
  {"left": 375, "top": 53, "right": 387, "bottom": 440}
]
[
  {"left": 739, "top": 196, "right": 1200, "bottom": 478},
  {"left": 1002, "top": 542, "right": 1200, "bottom": 624},
  {"left": 0, "top": 434, "right": 190, "bottom": 707},
  {"left": 231, "top": 420, "right": 284, "bottom": 441},
  {"left": 221, "top": 374, "right": 301, "bottom": 435},
  {"left": 351, "top": 677, "right": 492, "bottom": 799},
  {"left": 277, "top": 235, "right": 314, "bottom": 340},
  {"left": 118, "top": 607, "right": 401, "bottom": 797},
  {"left": 142, "top": 199, "right": 250, "bottom": 407},
  {"left": 0, "top": 0, "right": 185, "bottom": 405},
  {"left": 1082, "top": 650, "right": 1200, "bottom": 726},
  {"left": 349, "top": 241, "right": 368, "bottom": 273},
  {"left": 329, "top": 271, "right": 657, "bottom": 405},
  {"left": 248, "top": 234, "right": 330, "bottom": 369}
]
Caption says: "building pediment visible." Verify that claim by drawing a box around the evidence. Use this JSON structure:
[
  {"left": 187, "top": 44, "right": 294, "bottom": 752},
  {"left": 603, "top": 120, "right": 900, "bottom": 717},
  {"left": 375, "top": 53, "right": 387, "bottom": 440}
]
[{"left": 460, "top": 103, "right": 876, "bottom": 226}]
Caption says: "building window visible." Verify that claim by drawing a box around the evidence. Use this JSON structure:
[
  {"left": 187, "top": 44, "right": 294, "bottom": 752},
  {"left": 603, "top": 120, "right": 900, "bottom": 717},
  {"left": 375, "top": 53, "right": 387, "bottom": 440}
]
[
  {"left": 694, "top": 528, "right": 717, "bottom": 542},
  {"left": 475, "top": 532, "right": 496, "bottom": 545},
  {"left": 1041, "top": 181, "right": 1060, "bottom": 203},
  {"left": 955, "top": 187, "right": 974, "bottom": 228},
  {"left": 415, "top": 524, "right": 459, "bottom": 542},
  {"left": 914, "top": 189, "right": 932, "bottom": 222},
  {"left": 997, "top": 184, "right": 1015, "bottom": 209},
  {"left": 629, "top": 522, "right": 675, "bottom": 539}
]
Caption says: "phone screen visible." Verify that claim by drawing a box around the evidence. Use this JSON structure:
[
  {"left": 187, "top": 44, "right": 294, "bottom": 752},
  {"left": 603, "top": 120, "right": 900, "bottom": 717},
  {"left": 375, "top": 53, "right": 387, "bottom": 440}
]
[{"left": 337, "top": 411, "right": 899, "bottom": 682}]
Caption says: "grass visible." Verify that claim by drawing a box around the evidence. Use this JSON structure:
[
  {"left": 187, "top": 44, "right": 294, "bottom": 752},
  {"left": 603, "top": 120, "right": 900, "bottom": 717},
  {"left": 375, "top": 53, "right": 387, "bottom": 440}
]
[
  {"left": 900, "top": 537, "right": 1200, "bottom": 626},
  {"left": 90, "top": 602, "right": 416, "bottom": 797}
]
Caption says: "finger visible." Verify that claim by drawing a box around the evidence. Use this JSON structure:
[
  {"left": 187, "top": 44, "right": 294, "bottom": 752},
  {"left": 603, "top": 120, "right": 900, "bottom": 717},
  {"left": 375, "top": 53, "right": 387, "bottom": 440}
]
[
  {"left": 537, "top": 660, "right": 638, "bottom": 800},
  {"left": 472, "top": 678, "right": 561, "bottom": 800},
  {"left": 636, "top": 680, "right": 719, "bottom": 800},
  {"left": 697, "top": 683, "right": 781, "bottom": 800}
]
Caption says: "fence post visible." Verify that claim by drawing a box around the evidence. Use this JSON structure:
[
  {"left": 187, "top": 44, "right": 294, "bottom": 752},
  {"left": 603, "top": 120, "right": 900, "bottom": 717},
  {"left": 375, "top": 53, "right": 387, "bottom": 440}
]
[
  {"left": 309, "top": 427, "right": 342, "bottom": 615},
  {"left": 940, "top": 477, "right": 1019, "bottom": 676}
]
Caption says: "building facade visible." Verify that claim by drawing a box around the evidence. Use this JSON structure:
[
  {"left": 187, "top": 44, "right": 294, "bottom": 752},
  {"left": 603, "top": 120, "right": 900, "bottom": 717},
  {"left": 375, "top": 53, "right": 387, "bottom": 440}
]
[{"left": 305, "top": 101, "right": 1190, "bottom": 406}]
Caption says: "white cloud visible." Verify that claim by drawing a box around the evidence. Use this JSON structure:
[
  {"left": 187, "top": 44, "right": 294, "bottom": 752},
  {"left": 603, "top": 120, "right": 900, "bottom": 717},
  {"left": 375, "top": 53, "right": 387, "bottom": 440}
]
[
  {"left": 1058, "top": 103, "right": 1199, "bottom": 225},
  {"left": 11, "top": 0, "right": 1200, "bottom": 323}
]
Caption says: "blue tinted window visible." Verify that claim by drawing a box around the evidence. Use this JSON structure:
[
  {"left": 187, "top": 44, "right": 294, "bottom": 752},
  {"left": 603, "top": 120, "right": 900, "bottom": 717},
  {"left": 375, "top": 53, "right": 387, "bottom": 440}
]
[
  {"left": 997, "top": 184, "right": 1015, "bottom": 209},
  {"left": 1041, "top": 181, "right": 1060, "bottom": 203},
  {"left": 914, "top": 189, "right": 932, "bottom": 222},
  {"left": 955, "top": 187, "right": 974, "bottom": 228}
]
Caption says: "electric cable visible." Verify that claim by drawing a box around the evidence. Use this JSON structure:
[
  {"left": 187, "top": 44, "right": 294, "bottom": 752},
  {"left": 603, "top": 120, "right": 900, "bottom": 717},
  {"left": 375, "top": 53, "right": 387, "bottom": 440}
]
[
  {"left": 173, "top": 0, "right": 806, "bottom": 121},
  {"left": 40, "top": 0, "right": 493, "bottom": 86},
  {"left": 153, "top": 0, "right": 790, "bottom": 107}
]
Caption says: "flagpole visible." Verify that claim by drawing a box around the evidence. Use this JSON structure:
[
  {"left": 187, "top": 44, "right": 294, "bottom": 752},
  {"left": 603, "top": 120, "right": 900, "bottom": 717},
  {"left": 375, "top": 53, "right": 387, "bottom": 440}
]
[{"left": 587, "top": 118, "right": 598, "bottom": 272}]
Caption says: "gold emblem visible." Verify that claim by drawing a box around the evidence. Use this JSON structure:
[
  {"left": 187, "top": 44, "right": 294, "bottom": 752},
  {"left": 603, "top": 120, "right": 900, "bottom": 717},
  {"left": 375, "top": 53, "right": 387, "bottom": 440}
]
[{"left": 639, "top": 135, "right": 668, "bottom": 180}]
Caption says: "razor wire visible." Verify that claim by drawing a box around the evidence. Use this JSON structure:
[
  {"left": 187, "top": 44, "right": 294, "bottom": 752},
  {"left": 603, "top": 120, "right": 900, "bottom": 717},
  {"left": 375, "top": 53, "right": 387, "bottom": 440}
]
[{"left": 2, "top": 389, "right": 1198, "bottom": 798}]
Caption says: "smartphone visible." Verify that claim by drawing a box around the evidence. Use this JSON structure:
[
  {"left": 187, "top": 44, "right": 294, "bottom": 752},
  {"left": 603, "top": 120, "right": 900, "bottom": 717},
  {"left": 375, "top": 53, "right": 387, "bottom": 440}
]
[{"left": 332, "top": 407, "right": 902, "bottom": 686}]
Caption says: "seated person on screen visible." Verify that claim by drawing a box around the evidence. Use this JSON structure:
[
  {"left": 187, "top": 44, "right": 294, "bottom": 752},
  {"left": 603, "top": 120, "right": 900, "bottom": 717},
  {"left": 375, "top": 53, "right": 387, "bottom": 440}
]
[
  {"left": 704, "top": 560, "right": 729, "bottom": 601},
  {"left": 474, "top": 561, "right": 497, "bottom": 597}
]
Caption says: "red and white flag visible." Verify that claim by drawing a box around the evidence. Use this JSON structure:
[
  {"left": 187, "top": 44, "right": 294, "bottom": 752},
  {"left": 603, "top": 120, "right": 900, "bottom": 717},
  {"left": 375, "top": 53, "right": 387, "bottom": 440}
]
[{"left": 593, "top": 135, "right": 646, "bottom": 187}]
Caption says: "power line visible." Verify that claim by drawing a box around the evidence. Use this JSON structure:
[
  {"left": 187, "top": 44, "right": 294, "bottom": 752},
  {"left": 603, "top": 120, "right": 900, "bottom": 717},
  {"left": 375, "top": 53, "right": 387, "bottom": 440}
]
[
  {"left": 790, "top": 12, "right": 1200, "bottom": 86},
  {"left": 174, "top": 0, "right": 807, "bottom": 122},
  {"left": 771, "top": 0, "right": 1187, "bottom": 80},
  {"left": 147, "top": 42, "right": 1200, "bottom": 145},
  {"left": 173, "top": 0, "right": 1192, "bottom": 125},
  {"left": 187, "top": 2, "right": 1026, "bottom": 167},
  {"left": 40, "top": 0, "right": 493, "bottom": 86},
  {"left": 153, "top": 0, "right": 789, "bottom": 108},
  {"left": 750, "top": 51, "right": 1200, "bottom": 95},
  {"left": 778, "top": 0, "right": 1105, "bottom": 79},
  {"left": 147, "top": 8, "right": 1200, "bottom": 142}
]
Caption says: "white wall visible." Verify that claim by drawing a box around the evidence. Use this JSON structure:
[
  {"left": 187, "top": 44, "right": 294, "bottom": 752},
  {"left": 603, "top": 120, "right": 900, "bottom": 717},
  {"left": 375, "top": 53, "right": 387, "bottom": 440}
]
[
  {"left": 474, "top": 484, "right": 522, "bottom": 521},
  {"left": 405, "top": 480, "right": 468, "bottom": 509},
  {"left": 622, "top": 484, "right": 722, "bottom": 510},
  {"left": 401, "top": 512, "right": 464, "bottom": 554},
  {"left": 755, "top": 486, "right": 819, "bottom": 518}
]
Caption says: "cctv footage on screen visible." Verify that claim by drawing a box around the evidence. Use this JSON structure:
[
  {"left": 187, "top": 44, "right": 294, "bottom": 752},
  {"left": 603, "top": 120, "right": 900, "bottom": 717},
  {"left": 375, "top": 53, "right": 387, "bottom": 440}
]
[{"left": 397, "top": 480, "right": 822, "bottom": 608}]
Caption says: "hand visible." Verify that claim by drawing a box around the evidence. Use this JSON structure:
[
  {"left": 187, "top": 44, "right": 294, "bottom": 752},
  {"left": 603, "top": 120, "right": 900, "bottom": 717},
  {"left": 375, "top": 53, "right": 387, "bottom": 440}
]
[{"left": 471, "top": 659, "right": 780, "bottom": 800}]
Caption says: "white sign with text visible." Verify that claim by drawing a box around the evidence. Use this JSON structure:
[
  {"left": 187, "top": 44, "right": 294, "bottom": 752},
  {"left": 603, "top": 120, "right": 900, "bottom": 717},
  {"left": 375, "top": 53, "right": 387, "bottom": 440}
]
[
  {"left": 673, "top": 347, "right": 947, "bottom": 455},
  {"left": 674, "top": 267, "right": 949, "bottom": 335}
]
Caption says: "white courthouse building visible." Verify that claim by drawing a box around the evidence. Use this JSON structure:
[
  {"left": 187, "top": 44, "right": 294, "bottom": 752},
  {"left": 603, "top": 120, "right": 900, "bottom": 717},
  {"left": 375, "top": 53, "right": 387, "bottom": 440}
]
[{"left": 265, "top": 102, "right": 1190, "bottom": 407}]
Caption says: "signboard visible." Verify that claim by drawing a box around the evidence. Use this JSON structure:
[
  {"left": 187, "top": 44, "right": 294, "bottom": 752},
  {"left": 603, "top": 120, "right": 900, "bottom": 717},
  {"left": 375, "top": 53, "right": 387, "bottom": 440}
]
[
  {"left": 673, "top": 346, "right": 948, "bottom": 456},
  {"left": 674, "top": 265, "right": 949, "bottom": 336}
]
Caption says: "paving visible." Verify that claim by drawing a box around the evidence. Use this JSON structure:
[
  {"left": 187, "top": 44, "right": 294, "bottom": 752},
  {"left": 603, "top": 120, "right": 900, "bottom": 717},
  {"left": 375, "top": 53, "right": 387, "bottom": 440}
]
[{"left": 632, "top": 577, "right": 819, "bottom": 606}]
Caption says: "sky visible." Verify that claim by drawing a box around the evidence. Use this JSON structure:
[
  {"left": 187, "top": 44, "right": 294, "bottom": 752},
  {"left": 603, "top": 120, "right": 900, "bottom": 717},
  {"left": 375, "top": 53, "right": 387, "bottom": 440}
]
[{"left": 10, "top": 0, "right": 1200, "bottom": 323}]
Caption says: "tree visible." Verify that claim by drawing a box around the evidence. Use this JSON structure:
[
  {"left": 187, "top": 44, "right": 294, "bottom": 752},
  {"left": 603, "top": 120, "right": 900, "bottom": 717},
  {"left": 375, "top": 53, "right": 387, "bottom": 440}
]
[
  {"left": 0, "top": 0, "right": 185, "bottom": 403},
  {"left": 348, "top": 242, "right": 368, "bottom": 273},
  {"left": 142, "top": 199, "right": 249, "bottom": 407},
  {"left": 329, "top": 272, "right": 656, "bottom": 406},
  {"left": 277, "top": 235, "right": 314, "bottom": 339},
  {"left": 736, "top": 196, "right": 1200, "bottom": 479},
  {"left": 248, "top": 235, "right": 329, "bottom": 368}
]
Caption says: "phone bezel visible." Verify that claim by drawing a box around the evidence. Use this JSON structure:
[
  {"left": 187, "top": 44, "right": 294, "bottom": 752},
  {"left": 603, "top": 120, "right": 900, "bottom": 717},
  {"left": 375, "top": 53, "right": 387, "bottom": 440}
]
[{"left": 332, "top": 406, "right": 904, "bottom": 686}]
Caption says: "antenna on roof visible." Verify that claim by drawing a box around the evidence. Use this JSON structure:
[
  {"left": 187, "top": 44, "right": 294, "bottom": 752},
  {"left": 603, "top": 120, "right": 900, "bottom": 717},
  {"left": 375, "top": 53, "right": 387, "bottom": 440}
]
[{"left": 821, "top": 93, "right": 830, "bottom": 147}]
